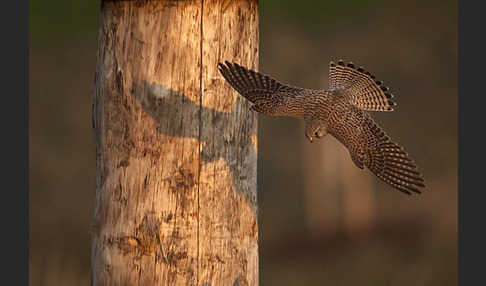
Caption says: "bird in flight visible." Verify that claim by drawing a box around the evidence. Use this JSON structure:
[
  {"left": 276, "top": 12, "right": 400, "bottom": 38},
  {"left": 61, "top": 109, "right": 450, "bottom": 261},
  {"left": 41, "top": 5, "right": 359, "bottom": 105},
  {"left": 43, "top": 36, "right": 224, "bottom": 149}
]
[{"left": 218, "top": 60, "right": 425, "bottom": 195}]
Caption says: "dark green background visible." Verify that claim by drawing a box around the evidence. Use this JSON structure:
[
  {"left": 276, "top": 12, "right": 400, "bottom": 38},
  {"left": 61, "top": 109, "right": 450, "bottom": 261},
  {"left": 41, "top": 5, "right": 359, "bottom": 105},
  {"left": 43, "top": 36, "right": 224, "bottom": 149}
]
[{"left": 30, "top": 0, "right": 457, "bottom": 285}]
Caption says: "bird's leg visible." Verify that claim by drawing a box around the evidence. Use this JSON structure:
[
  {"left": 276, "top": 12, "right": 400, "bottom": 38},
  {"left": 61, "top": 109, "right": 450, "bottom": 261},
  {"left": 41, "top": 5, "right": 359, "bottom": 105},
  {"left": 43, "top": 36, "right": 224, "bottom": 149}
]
[
  {"left": 349, "top": 150, "right": 365, "bottom": 169},
  {"left": 315, "top": 127, "right": 328, "bottom": 139}
]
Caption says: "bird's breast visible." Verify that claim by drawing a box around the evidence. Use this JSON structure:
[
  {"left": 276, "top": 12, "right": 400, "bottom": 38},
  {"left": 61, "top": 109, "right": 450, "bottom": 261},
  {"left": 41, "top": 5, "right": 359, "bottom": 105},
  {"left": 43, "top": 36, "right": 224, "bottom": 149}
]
[{"left": 327, "top": 102, "right": 366, "bottom": 150}]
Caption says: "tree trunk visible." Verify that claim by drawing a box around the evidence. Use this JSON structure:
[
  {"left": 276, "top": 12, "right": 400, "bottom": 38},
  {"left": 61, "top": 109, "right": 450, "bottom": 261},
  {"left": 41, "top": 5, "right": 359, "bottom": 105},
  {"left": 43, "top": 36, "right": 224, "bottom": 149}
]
[{"left": 91, "top": 1, "right": 259, "bottom": 285}]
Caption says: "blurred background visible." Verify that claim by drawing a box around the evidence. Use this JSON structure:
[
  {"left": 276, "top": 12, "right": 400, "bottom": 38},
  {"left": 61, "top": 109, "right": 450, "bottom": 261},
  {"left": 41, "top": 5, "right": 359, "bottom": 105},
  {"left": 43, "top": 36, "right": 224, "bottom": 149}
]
[{"left": 30, "top": 0, "right": 457, "bottom": 285}]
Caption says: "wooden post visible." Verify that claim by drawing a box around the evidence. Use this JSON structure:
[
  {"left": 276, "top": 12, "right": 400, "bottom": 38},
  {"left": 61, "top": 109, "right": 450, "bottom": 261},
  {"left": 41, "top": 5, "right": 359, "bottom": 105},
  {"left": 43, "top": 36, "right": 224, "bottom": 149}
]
[{"left": 91, "top": 1, "right": 259, "bottom": 285}]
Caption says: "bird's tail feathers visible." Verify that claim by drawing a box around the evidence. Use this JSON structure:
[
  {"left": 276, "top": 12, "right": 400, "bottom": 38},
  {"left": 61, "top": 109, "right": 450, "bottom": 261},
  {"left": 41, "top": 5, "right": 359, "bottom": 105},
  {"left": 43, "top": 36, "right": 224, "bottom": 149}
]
[{"left": 329, "top": 59, "right": 396, "bottom": 112}]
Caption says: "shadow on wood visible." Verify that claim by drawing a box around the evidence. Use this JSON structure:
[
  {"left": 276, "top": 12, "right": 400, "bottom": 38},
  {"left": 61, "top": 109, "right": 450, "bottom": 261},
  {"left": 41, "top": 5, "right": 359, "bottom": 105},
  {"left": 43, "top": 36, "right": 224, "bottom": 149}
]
[{"left": 131, "top": 80, "right": 258, "bottom": 211}]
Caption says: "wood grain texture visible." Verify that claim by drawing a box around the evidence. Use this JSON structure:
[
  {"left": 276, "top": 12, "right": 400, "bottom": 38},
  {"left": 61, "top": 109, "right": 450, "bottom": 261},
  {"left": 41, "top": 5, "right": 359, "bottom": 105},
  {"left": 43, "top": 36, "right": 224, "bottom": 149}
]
[{"left": 91, "top": 1, "right": 259, "bottom": 285}]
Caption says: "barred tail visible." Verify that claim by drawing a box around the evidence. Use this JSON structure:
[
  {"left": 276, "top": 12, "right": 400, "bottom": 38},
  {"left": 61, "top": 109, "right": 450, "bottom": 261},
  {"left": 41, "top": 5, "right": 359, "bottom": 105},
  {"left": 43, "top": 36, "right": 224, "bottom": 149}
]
[{"left": 329, "top": 59, "right": 396, "bottom": 112}]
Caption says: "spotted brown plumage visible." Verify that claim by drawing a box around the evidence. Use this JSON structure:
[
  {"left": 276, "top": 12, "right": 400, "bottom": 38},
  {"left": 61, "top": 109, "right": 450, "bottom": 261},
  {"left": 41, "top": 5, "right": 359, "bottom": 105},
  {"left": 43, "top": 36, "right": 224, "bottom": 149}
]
[{"left": 218, "top": 60, "right": 425, "bottom": 195}]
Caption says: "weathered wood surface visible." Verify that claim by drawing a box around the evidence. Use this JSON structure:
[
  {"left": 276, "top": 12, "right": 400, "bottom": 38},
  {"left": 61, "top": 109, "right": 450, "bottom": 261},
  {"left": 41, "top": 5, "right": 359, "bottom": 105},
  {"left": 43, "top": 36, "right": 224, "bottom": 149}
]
[{"left": 91, "top": 0, "right": 259, "bottom": 285}]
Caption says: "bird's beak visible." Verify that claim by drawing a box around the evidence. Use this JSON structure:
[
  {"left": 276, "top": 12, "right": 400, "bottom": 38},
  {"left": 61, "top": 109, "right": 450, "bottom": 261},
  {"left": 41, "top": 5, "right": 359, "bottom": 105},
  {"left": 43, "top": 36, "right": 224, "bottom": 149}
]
[{"left": 309, "top": 136, "right": 313, "bottom": 143}]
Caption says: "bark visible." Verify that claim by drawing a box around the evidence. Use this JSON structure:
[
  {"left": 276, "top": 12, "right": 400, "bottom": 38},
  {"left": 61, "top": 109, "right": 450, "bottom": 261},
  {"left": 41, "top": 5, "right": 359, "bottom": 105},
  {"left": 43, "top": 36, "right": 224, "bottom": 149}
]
[{"left": 91, "top": 1, "right": 259, "bottom": 285}]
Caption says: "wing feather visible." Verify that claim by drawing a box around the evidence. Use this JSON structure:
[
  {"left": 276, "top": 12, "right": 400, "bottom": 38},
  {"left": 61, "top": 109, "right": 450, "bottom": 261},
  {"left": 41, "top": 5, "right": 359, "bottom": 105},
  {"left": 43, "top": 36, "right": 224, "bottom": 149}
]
[
  {"left": 359, "top": 116, "right": 426, "bottom": 195},
  {"left": 218, "top": 61, "right": 308, "bottom": 118}
]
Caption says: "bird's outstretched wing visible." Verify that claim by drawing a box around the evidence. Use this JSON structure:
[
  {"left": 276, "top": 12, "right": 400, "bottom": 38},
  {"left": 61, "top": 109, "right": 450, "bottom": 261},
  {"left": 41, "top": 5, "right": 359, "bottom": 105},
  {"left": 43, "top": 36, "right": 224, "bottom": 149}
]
[
  {"left": 329, "top": 60, "right": 396, "bottom": 112},
  {"left": 356, "top": 116, "right": 426, "bottom": 195},
  {"left": 218, "top": 61, "right": 308, "bottom": 118}
]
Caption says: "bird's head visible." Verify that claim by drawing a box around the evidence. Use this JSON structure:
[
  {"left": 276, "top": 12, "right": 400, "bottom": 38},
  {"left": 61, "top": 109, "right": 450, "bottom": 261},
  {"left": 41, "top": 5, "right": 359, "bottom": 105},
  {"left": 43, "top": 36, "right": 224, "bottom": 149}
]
[{"left": 305, "top": 126, "right": 327, "bottom": 143}]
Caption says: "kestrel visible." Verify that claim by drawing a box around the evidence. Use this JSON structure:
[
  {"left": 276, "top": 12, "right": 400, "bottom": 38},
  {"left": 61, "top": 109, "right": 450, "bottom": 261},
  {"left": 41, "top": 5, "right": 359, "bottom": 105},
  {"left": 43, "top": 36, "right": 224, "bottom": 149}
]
[{"left": 218, "top": 60, "right": 425, "bottom": 195}]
